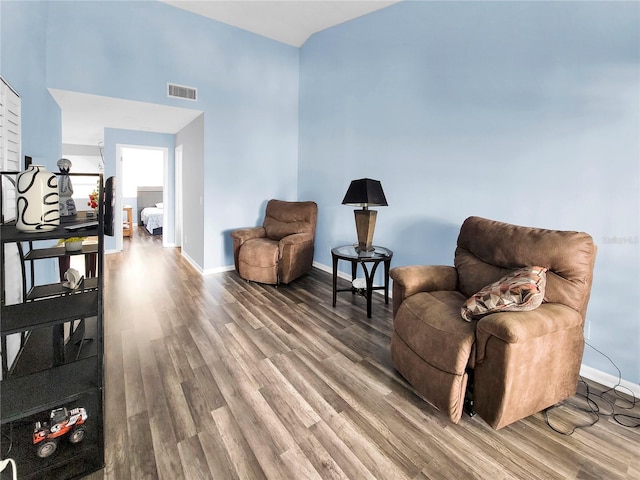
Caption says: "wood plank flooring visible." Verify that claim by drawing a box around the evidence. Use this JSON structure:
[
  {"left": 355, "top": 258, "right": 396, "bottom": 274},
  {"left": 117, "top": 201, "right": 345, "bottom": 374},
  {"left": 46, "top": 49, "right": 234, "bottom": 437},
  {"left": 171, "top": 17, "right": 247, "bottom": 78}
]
[{"left": 85, "top": 229, "right": 639, "bottom": 479}]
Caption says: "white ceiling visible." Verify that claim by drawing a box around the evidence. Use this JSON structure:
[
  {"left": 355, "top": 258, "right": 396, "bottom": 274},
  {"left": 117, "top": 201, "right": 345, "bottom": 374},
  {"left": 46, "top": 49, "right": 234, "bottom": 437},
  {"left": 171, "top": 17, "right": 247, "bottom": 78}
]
[
  {"left": 50, "top": 89, "right": 204, "bottom": 147},
  {"left": 162, "top": 0, "right": 401, "bottom": 47},
  {"left": 54, "top": 1, "right": 400, "bottom": 146}
]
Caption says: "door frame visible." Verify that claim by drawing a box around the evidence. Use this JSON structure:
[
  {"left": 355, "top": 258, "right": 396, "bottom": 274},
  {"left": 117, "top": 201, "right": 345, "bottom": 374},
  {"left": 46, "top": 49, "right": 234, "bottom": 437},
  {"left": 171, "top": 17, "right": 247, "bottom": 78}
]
[
  {"left": 115, "top": 144, "right": 169, "bottom": 251},
  {"left": 174, "top": 145, "right": 183, "bottom": 248}
]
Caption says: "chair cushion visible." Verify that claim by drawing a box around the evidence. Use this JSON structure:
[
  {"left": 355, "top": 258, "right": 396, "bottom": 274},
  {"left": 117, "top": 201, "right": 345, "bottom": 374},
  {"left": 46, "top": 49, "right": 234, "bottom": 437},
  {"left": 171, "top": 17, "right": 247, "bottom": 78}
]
[
  {"left": 394, "top": 291, "right": 476, "bottom": 375},
  {"left": 455, "top": 216, "right": 596, "bottom": 320},
  {"left": 238, "top": 238, "right": 279, "bottom": 268},
  {"left": 461, "top": 266, "right": 547, "bottom": 321},
  {"left": 263, "top": 200, "right": 317, "bottom": 240}
]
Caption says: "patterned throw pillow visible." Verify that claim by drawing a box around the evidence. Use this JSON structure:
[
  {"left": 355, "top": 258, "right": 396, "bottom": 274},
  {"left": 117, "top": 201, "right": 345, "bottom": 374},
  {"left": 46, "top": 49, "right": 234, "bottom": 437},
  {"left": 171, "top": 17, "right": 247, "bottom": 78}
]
[{"left": 461, "top": 266, "right": 548, "bottom": 321}]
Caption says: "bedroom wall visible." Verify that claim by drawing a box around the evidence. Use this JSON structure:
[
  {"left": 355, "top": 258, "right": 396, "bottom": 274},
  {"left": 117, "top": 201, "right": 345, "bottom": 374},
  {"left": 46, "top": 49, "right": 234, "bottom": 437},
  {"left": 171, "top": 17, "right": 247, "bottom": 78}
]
[{"left": 298, "top": 1, "right": 640, "bottom": 386}]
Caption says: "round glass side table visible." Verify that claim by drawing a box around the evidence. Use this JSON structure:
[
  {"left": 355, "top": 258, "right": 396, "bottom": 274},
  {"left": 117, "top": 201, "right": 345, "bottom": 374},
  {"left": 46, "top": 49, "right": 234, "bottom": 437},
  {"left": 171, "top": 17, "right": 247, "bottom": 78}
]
[{"left": 331, "top": 245, "right": 393, "bottom": 318}]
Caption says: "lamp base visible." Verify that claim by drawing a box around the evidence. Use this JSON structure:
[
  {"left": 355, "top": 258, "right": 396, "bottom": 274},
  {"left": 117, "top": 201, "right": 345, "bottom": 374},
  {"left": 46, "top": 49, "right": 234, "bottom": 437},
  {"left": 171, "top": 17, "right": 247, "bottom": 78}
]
[{"left": 354, "top": 209, "right": 377, "bottom": 252}]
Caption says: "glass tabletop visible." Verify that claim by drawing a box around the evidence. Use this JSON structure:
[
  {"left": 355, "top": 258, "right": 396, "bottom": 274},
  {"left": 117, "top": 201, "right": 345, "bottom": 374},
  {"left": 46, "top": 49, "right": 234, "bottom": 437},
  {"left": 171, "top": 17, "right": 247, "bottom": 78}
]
[{"left": 332, "top": 245, "right": 393, "bottom": 260}]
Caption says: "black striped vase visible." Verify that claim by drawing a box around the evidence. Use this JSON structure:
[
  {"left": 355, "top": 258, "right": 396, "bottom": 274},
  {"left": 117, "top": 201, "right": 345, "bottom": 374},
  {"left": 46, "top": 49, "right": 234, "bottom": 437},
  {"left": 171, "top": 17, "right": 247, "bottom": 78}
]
[{"left": 16, "top": 164, "right": 60, "bottom": 232}]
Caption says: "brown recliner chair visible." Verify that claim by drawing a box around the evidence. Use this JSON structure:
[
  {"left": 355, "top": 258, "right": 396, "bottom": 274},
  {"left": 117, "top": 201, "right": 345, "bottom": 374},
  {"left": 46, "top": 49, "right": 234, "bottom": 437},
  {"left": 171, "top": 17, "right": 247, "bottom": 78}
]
[
  {"left": 230, "top": 199, "right": 318, "bottom": 285},
  {"left": 389, "top": 216, "right": 597, "bottom": 429}
]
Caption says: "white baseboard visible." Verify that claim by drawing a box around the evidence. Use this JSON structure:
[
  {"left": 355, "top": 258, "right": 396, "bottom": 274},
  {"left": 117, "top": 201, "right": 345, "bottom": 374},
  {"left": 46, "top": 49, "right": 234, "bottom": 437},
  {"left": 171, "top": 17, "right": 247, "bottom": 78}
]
[
  {"left": 203, "top": 265, "right": 235, "bottom": 276},
  {"left": 312, "top": 261, "right": 332, "bottom": 275},
  {"left": 579, "top": 364, "right": 640, "bottom": 398},
  {"left": 160, "top": 249, "right": 219, "bottom": 275},
  {"left": 181, "top": 251, "right": 204, "bottom": 274}
]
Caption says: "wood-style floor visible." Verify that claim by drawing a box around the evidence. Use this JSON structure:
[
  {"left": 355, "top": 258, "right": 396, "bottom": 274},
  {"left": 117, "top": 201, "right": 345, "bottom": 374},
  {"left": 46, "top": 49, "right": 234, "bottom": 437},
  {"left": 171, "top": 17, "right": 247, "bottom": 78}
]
[{"left": 86, "top": 229, "right": 639, "bottom": 480}]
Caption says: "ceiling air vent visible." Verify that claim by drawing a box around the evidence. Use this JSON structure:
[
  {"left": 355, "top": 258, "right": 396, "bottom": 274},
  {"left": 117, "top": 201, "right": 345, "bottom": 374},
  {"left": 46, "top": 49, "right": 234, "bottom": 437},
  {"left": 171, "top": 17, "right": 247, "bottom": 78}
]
[{"left": 167, "top": 83, "right": 197, "bottom": 101}]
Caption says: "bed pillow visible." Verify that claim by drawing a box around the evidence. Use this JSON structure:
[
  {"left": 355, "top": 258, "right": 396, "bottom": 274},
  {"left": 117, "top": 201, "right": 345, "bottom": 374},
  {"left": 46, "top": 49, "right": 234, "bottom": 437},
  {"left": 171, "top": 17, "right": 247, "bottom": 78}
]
[
  {"left": 155, "top": 203, "right": 163, "bottom": 208},
  {"left": 461, "top": 266, "right": 547, "bottom": 321}
]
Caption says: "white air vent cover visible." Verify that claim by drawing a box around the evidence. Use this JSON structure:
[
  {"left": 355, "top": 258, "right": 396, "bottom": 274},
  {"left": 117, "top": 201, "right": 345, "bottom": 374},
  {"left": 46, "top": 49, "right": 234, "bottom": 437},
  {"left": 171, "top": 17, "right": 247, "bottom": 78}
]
[{"left": 167, "top": 83, "right": 197, "bottom": 101}]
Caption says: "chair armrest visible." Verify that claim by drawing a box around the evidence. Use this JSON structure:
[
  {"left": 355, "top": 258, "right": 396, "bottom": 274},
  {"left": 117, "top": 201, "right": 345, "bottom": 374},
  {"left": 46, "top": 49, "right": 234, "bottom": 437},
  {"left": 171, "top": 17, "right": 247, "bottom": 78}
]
[
  {"left": 279, "top": 232, "right": 314, "bottom": 247},
  {"left": 475, "top": 303, "right": 583, "bottom": 362},
  {"left": 390, "top": 265, "right": 457, "bottom": 296},
  {"left": 230, "top": 227, "right": 266, "bottom": 271},
  {"left": 230, "top": 227, "right": 266, "bottom": 244},
  {"left": 278, "top": 233, "right": 314, "bottom": 262},
  {"left": 278, "top": 233, "right": 315, "bottom": 284},
  {"left": 389, "top": 265, "right": 457, "bottom": 316}
]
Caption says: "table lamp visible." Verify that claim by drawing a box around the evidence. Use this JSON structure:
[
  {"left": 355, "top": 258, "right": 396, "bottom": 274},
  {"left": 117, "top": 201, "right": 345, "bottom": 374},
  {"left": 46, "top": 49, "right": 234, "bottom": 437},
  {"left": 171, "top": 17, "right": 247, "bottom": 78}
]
[{"left": 342, "top": 178, "right": 388, "bottom": 252}]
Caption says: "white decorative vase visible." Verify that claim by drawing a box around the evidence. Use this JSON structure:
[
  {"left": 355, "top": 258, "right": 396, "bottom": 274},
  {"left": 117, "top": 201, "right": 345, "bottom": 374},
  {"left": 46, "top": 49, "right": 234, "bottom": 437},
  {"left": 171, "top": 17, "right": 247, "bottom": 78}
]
[
  {"left": 64, "top": 240, "right": 84, "bottom": 252},
  {"left": 16, "top": 165, "right": 60, "bottom": 232}
]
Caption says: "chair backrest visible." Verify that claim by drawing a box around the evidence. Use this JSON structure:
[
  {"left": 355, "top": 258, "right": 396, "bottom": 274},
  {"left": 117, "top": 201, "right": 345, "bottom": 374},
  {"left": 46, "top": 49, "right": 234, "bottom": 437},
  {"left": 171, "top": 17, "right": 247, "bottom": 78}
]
[
  {"left": 263, "top": 199, "right": 318, "bottom": 241},
  {"left": 454, "top": 216, "right": 597, "bottom": 321}
]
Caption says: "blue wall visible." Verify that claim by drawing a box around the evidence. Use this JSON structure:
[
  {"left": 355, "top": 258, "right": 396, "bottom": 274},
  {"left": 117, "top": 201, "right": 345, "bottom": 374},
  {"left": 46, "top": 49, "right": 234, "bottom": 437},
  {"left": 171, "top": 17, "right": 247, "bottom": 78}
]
[
  {"left": 1, "top": 0, "right": 61, "bottom": 167},
  {"left": 2, "top": 1, "right": 638, "bottom": 385},
  {"left": 43, "top": 0, "right": 300, "bottom": 272},
  {"left": 299, "top": 1, "right": 639, "bottom": 385}
]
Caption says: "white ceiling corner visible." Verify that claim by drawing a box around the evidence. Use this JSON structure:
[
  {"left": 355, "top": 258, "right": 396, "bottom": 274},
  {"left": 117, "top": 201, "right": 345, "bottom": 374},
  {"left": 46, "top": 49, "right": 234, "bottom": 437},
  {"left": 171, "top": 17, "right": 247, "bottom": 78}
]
[{"left": 161, "top": 0, "right": 402, "bottom": 47}]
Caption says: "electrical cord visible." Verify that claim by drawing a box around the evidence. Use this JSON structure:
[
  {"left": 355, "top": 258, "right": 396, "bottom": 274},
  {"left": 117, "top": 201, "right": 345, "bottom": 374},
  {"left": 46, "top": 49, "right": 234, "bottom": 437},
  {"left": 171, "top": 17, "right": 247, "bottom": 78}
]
[
  {"left": 543, "top": 378, "right": 600, "bottom": 435},
  {"left": 0, "top": 458, "right": 17, "bottom": 480},
  {"left": 543, "top": 341, "right": 639, "bottom": 435},
  {"left": 584, "top": 341, "right": 639, "bottom": 429}
]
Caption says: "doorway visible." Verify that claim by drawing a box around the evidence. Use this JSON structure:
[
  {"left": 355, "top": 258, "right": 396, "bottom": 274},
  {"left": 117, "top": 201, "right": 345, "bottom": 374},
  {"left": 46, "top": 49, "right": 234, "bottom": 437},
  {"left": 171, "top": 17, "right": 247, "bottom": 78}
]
[{"left": 115, "top": 145, "right": 168, "bottom": 252}]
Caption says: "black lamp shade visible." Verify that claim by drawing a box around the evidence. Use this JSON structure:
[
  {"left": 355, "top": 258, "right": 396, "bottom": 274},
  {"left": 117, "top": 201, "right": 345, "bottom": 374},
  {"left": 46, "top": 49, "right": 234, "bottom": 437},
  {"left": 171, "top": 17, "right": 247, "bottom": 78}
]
[
  {"left": 342, "top": 178, "right": 387, "bottom": 252},
  {"left": 341, "top": 178, "right": 388, "bottom": 208}
]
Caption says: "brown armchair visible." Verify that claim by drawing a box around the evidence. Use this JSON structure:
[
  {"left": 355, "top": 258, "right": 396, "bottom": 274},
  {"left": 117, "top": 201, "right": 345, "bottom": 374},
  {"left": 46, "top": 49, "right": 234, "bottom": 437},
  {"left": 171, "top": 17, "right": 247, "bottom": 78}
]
[
  {"left": 230, "top": 199, "right": 318, "bottom": 285},
  {"left": 389, "top": 216, "right": 597, "bottom": 429}
]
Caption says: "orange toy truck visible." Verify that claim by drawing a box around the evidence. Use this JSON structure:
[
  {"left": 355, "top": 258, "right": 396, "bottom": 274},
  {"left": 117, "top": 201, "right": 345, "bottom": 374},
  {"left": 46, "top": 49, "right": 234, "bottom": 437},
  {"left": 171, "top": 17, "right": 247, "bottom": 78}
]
[{"left": 33, "top": 407, "right": 87, "bottom": 458}]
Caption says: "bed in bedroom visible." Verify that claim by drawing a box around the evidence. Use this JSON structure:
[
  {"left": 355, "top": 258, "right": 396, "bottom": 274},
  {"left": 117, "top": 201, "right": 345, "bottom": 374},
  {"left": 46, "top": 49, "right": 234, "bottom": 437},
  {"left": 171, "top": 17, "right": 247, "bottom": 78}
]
[
  {"left": 137, "top": 186, "right": 164, "bottom": 235},
  {"left": 140, "top": 205, "right": 163, "bottom": 235}
]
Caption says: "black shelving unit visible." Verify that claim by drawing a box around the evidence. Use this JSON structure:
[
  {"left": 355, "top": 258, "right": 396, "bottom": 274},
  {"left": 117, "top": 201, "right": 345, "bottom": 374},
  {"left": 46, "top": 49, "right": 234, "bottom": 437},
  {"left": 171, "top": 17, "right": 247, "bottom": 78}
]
[{"left": 1, "top": 172, "right": 105, "bottom": 480}]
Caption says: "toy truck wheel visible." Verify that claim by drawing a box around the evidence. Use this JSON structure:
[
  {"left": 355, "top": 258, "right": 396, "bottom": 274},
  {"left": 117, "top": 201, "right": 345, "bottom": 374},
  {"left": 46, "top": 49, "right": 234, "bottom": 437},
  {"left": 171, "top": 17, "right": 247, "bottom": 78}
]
[
  {"left": 37, "top": 440, "right": 58, "bottom": 458},
  {"left": 69, "top": 427, "right": 86, "bottom": 444}
]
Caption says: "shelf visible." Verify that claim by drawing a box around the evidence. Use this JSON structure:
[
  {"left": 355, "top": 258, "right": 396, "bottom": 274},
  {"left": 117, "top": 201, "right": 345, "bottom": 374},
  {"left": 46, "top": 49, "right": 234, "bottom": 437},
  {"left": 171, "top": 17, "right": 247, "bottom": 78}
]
[
  {"left": 0, "top": 214, "right": 101, "bottom": 243},
  {"left": 1, "top": 291, "right": 98, "bottom": 335},
  {"left": 8, "top": 317, "right": 98, "bottom": 378},
  {"left": 24, "top": 243, "right": 99, "bottom": 261},
  {"left": 18, "top": 446, "right": 103, "bottom": 480},
  {"left": 0, "top": 357, "right": 100, "bottom": 423},
  {"left": 1, "top": 166, "right": 104, "bottom": 479},
  {"left": 26, "top": 277, "right": 99, "bottom": 301},
  {"left": 0, "top": 391, "right": 103, "bottom": 479}
]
